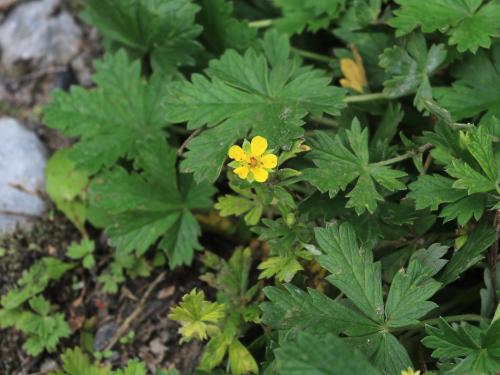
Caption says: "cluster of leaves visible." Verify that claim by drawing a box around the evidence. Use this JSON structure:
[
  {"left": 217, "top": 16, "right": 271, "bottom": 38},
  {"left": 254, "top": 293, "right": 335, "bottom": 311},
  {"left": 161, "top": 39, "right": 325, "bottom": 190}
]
[
  {"left": 170, "top": 248, "right": 261, "bottom": 374},
  {"left": 3, "top": 0, "right": 500, "bottom": 374},
  {"left": 0, "top": 258, "right": 74, "bottom": 355},
  {"left": 50, "top": 347, "right": 177, "bottom": 375}
]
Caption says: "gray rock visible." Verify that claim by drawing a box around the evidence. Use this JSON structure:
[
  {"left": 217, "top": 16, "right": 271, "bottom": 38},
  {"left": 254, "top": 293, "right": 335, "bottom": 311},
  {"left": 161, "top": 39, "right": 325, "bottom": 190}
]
[
  {"left": 0, "top": 118, "right": 47, "bottom": 234},
  {"left": 93, "top": 321, "right": 118, "bottom": 351},
  {"left": 0, "top": 0, "right": 82, "bottom": 70}
]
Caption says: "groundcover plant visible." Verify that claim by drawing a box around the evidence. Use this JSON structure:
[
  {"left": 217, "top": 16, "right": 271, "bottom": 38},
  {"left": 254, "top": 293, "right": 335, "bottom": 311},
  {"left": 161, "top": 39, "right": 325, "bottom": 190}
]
[{"left": 1, "top": 0, "right": 500, "bottom": 374}]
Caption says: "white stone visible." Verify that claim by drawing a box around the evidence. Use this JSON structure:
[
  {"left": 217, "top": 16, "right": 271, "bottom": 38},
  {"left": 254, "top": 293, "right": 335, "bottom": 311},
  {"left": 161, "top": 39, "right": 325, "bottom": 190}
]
[
  {"left": 0, "top": 118, "right": 47, "bottom": 234},
  {"left": 0, "top": 0, "right": 82, "bottom": 70}
]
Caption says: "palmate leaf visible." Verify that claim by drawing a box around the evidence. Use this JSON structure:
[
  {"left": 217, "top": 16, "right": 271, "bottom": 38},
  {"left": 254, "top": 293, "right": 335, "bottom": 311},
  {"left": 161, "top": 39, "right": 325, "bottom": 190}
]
[
  {"left": 195, "top": 0, "right": 256, "bottom": 55},
  {"left": 408, "top": 175, "right": 467, "bottom": 211},
  {"left": 21, "top": 297, "right": 71, "bottom": 356},
  {"left": 261, "top": 284, "right": 380, "bottom": 338},
  {"left": 447, "top": 126, "right": 499, "bottom": 194},
  {"left": 407, "top": 175, "right": 488, "bottom": 225},
  {"left": 315, "top": 223, "right": 385, "bottom": 323},
  {"left": 435, "top": 45, "right": 500, "bottom": 121},
  {"left": 261, "top": 224, "right": 446, "bottom": 374},
  {"left": 410, "top": 121, "right": 499, "bottom": 224},
  {"left": 168, "top": 289, "right": 225, "bottom": 342},
  {"left": 422, "top": 318, "right": 500, "bottom": 375},
  {"left": 379, "top": 33, "right": 446, "bottom": 109},
  {"left": 0, "top": 258, "right": 75, "bottom": 311},
  {"left": 389, "top": 0, "right": 500, "bottom": 53},
  {"left": 44, "top": 51, "right": 170, "bottom": 174},
  {"left": 439, "top": 222, "right": 497, "bottom": 285},
  {"left": 348, "top": 332, "right": 413, "bottom": 375},
  {"left": 163, "top": 30, "right": 346, "bottom": 182},
  {"left": 81, "top": 0, "right": 202, "bottom": 75},
  {"left": 272, "top": 0, "right": 347, "bottom": 34},
  {"left": 303, "top": 119, "right": 407, "bottom": 215},
  {"left": 275, "top": 332, "right": 381, "bottom": 375},
  {"left": 89, "top": 137, "right": 215, "bottom": 267},
  {"left": 60, "top": 347, "right": 110, "bottom": 375},
  {"left": 385, "top": 253, "right": 442, "bottom": 327}
]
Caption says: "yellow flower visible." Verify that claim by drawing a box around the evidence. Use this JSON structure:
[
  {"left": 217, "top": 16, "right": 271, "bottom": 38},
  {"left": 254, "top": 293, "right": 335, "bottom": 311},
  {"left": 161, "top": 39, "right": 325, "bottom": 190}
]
[
  {"left": 401, "top": 368, "right": 421, "bottom": 375},
  {"left": 339, "top": 47, "right": 367, "bottom": 93},
  {"left": 227, "top": 136, "right": 278, "bottom": 183}
]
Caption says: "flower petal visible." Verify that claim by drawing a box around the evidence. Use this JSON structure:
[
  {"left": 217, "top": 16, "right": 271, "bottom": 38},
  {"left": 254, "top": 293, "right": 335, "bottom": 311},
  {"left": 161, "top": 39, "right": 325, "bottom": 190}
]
[
  {"left": 250, "top": 136, "right": 267, "bottom": 156},
  {"left": 228, "top": 145, "right": 246, "bottom": 161},
  {"left": 251, "top": 167, "right": 269, "bottom": 182},
  {"left": 260, "top": 154, "right": 278, "bottom": 169},
  {"left": 234, "top": 166, "right": 249, "bottom": 179},
  {"left": 339, "top": 56, "right": 366, "bottom": 93}
]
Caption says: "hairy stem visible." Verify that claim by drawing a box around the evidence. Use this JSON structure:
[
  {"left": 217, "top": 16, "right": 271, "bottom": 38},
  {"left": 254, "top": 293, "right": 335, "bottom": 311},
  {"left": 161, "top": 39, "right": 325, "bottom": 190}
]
[
  {"left": 374, "top": 143, "right": 433, "bottom": 167},
  {"left": 291, "top": 47, "right": 335, "bottom": 64},
  {"left": 248, "top": 19, "right": 274, "bottom": 28},
  {"left": 310, "top": 115, "right": 338, "bottom": 127},
  {"left": 343, "top": 92, "right": 388, "bottom": 103},
  {"left": 393, "top": 314, "right": 489, "bottom": 333}
]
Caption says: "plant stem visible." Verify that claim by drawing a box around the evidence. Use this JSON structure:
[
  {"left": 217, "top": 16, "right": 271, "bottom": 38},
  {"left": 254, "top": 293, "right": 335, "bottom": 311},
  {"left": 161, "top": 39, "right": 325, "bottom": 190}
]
[
  {"left": 393, "top": 314, "right": 489, "bottom": 333},
  {"left": 343, "top": 92, "right": 388, "bottom": 103},
  {"left": 450, "top": 122, "right": 475, "bottom": 130},
  {"left": 291, "top": 47, "right": 335, "bottom": 64},
  {"left": 178, "top": 128, "right": 202, "bottom": 156},
  {"left": 310, "top": 115, "right": 338, "bottom": 127},
  {"left": 248, "top": 19, "right": 274, "bottom": 28},
  {"left": 374, "top": 143, "right": 433, "bottom": 167}
]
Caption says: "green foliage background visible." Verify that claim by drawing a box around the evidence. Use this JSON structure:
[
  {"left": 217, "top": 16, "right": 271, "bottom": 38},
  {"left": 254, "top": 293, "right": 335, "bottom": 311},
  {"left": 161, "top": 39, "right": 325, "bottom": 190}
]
[{"left": 1, "top": 0, "right": 500, "bottom": 374}]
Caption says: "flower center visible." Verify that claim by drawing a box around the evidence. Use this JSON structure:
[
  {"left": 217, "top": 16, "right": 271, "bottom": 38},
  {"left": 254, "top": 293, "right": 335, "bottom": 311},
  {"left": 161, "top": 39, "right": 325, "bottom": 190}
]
[{"left": 248, "top": 156, "right": 260, "bottom": 168}]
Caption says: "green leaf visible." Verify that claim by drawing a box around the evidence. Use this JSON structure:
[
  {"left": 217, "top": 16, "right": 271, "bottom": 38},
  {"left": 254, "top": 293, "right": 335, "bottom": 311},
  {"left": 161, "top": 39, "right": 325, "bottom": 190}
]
[
  {"left": 89, "top": 137, "right": 215, "bottom": 267},
  {"left": 440, "top": 194, "right": 487, "bottom": 225},
  {"left": 389, "top": 0, "right": 500, "bottom": 53},
  {"left": 439, "top": 222, "right": 497, "bottom": 284},
  {"left": 67, "top": 239, "right": 95, "bottom": 261},
  {"left": 447, "top": 159, "right": 497, "bottom": 194},
  {"left": 199, "top": 334, "right": 229, "bottom": 371},
  {"left": 252, "top": 218, "right": 297, "bottom": 253},
  {"left": 385, "top": 255, "right": 441, "bottom": 327},
  {"left": 195, "top": 0, "right": 256, "bottom": 55},
  {"left": 370, "top": 103, "right": 405, "bottom": 147},
  {"left": 258, "top": 255, "right": 303, "bottom": 282},
  {"left": 29, "top": 295, "right": 51, "bottom": 316},
  {"left": 22, "top": 299, "right": 71, "bottom": 355},
  {"left": 212, "top": 247, "right": 253, "bottom": 305},
  {"left": 315, "top": 223, "right": 384, "bottom": 322},
  {"left": 45, "top": 149, "right": 89, "bottom": 232},
  {"left": 435, "top": 45, "right": 500, "bottom": 121},
  {"left": 114, "top": 360, "right": 147, "bottom": 375},
  {"left": 261, "top": 284, "right": 380, "bottom": 337},
  {"left": 422, "top": 319, "right": 500, "bottom": 375},
  {"left": 228, "top": 339, "right": 258, "bottom": 375},
  {"left": 215, "top": 194, "right": 262, "bottom": 225},
  {"left": 446, "top": 126, "right": 499, "bottom": 194},
  {"left": 81, "top": 0, "right": 202, "bottom": 75},
  {"left": 164, "top": 30, "right": 346, "bottom": 182},
  {"left": 44, "top": 51, "right": 171, "bottom": 174},
  {"left": 363, "top": 332, "right": 413, "bottom": 375},
  {"left": 168, "top": 289, "right": 225, "bottom": 342},
  {"left": 275, "top": 332, "right": 381, "bottom": 375},
  {"left": 1, "top": 258, "right": 74, "bottom": 310},
  {"left": 304, "top": 119, "right": 407, "bottom": 215},
  {"left": 408, "top": 174, "right": 467, "bottom": 210},
  {"left": 61, "top": 347, "right": 110, "bottom": 375},
  {"left": 379, "top": 33, "right": 446, "bottom": 108},
  {"left": 411, "top": 243, "right": 449, "bottom": 277},
  {"left": 272, "top": 0, "right": 347, "bottom": 34}
]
